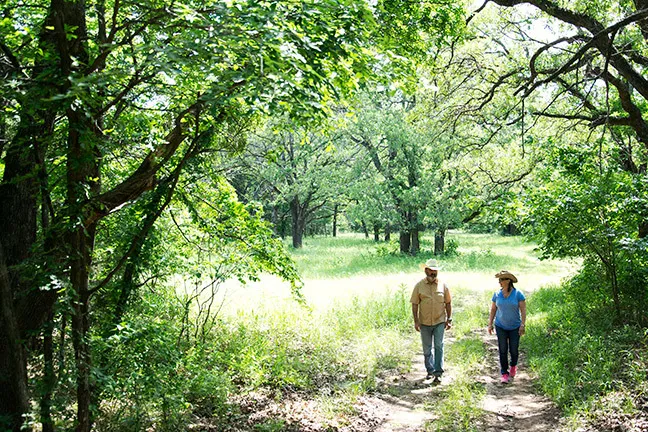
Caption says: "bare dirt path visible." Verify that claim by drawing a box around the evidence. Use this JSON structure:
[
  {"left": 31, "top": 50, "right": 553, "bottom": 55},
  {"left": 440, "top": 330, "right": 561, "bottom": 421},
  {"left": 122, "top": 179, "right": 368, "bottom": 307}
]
[
  {"left": 475, "top": 328, "right": 563, "bottom": 432},
  {"left": 371, "top": 338, "right": 456, "bottom": 432},
  {"left": 369, "top": 329, "right": 563, "bottom": 432}
]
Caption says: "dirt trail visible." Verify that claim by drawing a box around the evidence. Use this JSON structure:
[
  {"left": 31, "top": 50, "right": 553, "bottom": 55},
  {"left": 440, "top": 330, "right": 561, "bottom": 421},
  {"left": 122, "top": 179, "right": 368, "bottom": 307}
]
[
  {"left": 475, "top": 328, "right": 563, "bottom": 432},
  {"left": 372, "top": 351, "right": 453, "bottom": 432},
  {"left": 371, "top": 330, "right": 563, "bottom": 432}
]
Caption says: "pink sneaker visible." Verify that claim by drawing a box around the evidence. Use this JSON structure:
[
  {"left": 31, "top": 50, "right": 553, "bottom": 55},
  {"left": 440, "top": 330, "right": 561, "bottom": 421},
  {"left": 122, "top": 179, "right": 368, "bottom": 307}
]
[
  {"left": 501, "top": 373, "right": 510, "bottom": 383},
  {"left": 510, "top": 366, "right": 517, "bottom": 377}
]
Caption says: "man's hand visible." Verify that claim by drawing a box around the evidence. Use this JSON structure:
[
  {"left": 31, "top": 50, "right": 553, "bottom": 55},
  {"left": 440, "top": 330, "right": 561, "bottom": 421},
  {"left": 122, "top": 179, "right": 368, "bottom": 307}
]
[
  {"left": 414, "top": 322, "right": 420, "bottom": 332},
  {"left": 445, "top": 320, "right": 452, "bottom": 330}
]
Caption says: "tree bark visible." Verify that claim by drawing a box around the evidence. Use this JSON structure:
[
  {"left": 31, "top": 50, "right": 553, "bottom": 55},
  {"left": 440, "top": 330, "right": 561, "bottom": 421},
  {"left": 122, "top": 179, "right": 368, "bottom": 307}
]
[
  {"left": 373, "top": 224, "right": 380, "bottom": 242},
  {"left": 410, "top": 212, "right": 420, "bottom": 255},
  {"left": 291, "top": 197, "right": 306, "bottom": 248},
  {"left": 434, "top": 230, "right": 446, "bottom": 255},
  {"left": 333, "top": 204, "right": 338, "bottom": 237},
  {"left": 0, "top": 100, "right": 51, "bottom": 432},
  {"left": 66, "top": 103, "right": 101, "bottom": 432},
  {"left": 410, "top": 230, "right": 420, "bottom": 255},
  {"left": 0, "top": 242, "right": 30, "bottom": 432},
  {"left": 399, "top": 230, "right": 411, "bottom": 254},
  {"left": 399, "top": 211, "right": 413, "bottom": 254},
  {"left": 384, "top": 225, "right": 391, "bottom": 242}
]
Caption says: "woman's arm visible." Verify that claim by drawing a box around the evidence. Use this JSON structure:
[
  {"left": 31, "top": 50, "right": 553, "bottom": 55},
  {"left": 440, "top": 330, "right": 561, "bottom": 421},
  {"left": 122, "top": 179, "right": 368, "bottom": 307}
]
[
  {"left": 519, "top": 300, "right": 527, "bottom": 335},
  {"left": 488, "top": 301, "right": 497, "bottom": 334}
]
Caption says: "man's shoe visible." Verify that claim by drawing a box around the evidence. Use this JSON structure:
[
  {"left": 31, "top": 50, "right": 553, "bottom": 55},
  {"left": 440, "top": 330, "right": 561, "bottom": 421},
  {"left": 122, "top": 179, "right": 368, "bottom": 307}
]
[
  {"left": 510, "top": 366, "right": 517, "bottom": 378},
  {"left": 501, "top": 373, "right": 510, "bottom": 383},
  {"left": 433, "top": 375, "right": 441, "bottom": 384},
  {"left": 425, "top": 373, "right": 434, "bottom": 380}
]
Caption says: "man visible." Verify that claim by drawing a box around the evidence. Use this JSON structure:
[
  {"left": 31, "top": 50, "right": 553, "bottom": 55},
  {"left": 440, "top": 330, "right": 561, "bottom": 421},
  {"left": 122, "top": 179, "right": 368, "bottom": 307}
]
[{"left": 410, "top": 258, "right": 452, "bottom": 383}]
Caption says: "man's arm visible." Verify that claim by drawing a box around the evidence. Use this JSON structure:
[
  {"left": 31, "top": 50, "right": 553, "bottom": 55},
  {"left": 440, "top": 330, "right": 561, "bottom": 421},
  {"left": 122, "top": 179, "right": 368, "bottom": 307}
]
[
  {"left": 445, "top": 301, "right": 452, "bottom": 329},
  {"left": 411, "top": 303, "right": 420, "bottom": 332}
]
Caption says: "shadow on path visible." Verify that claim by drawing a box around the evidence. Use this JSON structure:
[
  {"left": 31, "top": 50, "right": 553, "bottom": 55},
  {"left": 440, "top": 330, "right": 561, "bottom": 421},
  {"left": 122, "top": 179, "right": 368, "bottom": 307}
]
[
  {"left": 372, "top": 337, "right": 458, "bottom": 432},
  {"left": 475, "top": 328, "right": 563, "bottom": 432},
  {"left": 371, "top": 330, "right": 564, "bottom": 432}
]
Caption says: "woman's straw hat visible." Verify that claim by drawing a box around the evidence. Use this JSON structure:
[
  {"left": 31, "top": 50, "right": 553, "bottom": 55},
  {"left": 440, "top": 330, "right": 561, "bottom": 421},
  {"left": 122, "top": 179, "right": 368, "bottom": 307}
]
[{"left": 495, "top": 270, "right": 518, "bottom": 283}]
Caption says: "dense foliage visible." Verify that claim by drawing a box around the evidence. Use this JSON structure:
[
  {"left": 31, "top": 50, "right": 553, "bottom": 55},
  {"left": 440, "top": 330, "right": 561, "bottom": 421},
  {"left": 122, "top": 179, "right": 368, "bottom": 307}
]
[
  {"left": 2, "top": 0, "right": 648, "bottom": 430},
  {"left": 0, "top": 0, "right": 466, "bottom": 430}
]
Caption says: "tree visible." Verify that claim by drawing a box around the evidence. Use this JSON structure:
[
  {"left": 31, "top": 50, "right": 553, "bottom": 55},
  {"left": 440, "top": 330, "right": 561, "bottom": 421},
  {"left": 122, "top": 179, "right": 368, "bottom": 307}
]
[
  {"left": 346, "top": 170, "right": 399, "bottom": 242},
  {"left": 0, "top": 1, "right": 391, "bottom": 430},
  {"left": 468, "top": 0, "right": 648, "bottom": 322},
  {"left": 0, "top": 0, "right": 467, "bottom": 429},
  {"left": 476, "top": 0, "right": 648, "bottom": 232},
  {"left": 239, "top": 120, "right": 350, "bottom": 248},
  {"left": 345, "top": 92, "right": 427, "bottom": 254}
]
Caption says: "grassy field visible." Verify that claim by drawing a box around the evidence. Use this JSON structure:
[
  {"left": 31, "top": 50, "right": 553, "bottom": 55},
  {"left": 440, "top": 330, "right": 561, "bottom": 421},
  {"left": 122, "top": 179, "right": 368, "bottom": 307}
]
[
  {"left": 203, "top": 231, "right": 578, "bottom": 431},
  {"left": 206, "top": 232, "right": 648, "bottom": 432},
  {"left": 289, "top": 231, "right": 572, "bottom": 279},
  {"left": 217, "top": 231, "right": 576, "bottom": 317},
  {"left": 102, "top": 231, "right": 646, "bottom": 431}
]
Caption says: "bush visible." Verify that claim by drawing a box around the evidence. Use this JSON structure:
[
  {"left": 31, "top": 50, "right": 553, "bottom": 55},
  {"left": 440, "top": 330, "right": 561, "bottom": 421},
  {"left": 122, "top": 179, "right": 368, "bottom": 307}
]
[
  {"left": 443, "top": 239, "right": 459, "bottom": 257},
  {"left": 525, "top": 280, "right": 648, "bottom": 425}
]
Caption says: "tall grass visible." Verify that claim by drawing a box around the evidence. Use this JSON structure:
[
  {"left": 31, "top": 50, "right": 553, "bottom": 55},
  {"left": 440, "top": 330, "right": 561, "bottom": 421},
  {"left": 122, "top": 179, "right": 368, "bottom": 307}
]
[
  {"left": 289, "top": 232, "right": 568, "bottom": 279},
  {"left": 96, "top": 285, "right": 415, "bottom": 430},
  {"left": 524, "top": 283, "right": 648, "bottom": 429},
  {"left": 96, "top": 231, "right": 587, "bottom": 431}
]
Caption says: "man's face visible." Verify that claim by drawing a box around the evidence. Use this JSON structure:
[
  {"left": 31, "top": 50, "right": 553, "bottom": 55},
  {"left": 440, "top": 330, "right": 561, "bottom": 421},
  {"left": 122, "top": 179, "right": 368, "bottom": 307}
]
[{"left": 425, "top": 268, "right": 438, "bottom": 279}]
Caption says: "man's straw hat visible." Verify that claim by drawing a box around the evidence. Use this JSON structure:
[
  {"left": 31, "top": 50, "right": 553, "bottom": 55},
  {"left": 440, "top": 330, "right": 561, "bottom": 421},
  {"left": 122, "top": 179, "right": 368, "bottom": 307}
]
[{"left": 420, "top": 259, "right": 441, "bottom": 271}]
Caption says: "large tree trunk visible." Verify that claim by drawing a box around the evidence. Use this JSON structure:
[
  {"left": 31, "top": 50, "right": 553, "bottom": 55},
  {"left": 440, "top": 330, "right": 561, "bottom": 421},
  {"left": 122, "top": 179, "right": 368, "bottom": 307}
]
[
  {"left": 410, "top": 212, "right": 420, "bottom": 255},
  {"left": 332, "top": 204, "right": 338, "bottom": 237},
  {"left": 68, "top": 207, "right": 96, "bottom": 432},
  {"left": 399, "top": 230, "right": 411, "bottom": 253},
  {"left": 291, "top": 197, "right": 306, "bottom": 248},
  {"left": 384, "top": 225, "right": 391, "bottom": 242},
  {"left": 410, "top": 230, "right": 420, "bottom": 255},
  {"left": 373, "top": 224, "right": 380, "bottom": 242},
  {"left": 0, "top": 243, "right": 30, "bottom": 432},
  {"left": 0, "top": 108, "right": 46, "bottom": 432},
  {"left": 66, "top": 99, "right": 101, "bottom": 432},
  {"left": 434, "top": 229, "right": 446, "bottom": 255}
]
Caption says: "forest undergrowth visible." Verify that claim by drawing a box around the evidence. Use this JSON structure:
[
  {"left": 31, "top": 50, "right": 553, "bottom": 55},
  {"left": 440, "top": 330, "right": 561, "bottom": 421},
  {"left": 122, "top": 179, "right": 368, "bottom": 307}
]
[{"left": 91, "top": 232, "right": 647, "bottom": 432}]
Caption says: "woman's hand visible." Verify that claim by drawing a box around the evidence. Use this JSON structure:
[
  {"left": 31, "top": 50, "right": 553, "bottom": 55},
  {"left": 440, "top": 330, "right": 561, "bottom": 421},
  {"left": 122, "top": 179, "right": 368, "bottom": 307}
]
[
  {"left": 487, "top": 324, "right": 494, "bottom": 335},
  {"left": 519, "top": 325, "right": 526, "bottom": 336}
]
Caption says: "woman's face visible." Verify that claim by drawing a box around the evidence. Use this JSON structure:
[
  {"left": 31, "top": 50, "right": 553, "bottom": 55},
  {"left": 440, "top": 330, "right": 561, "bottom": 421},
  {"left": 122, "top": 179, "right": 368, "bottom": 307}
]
[{"left": 498, "top": 278, "right": 510, "bottom": 289}]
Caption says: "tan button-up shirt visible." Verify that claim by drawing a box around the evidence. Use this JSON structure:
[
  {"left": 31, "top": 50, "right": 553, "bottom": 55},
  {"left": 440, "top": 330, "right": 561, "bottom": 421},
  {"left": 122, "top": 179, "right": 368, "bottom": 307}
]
[{"left": 410, "top": 277, "right": 451, "bottom": 326}]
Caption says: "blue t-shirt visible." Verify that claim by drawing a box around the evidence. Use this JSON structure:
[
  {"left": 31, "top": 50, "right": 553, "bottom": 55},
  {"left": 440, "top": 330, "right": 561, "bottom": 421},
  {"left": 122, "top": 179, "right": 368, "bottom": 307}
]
[{"left": 492, "top": 288, "right": 526, "bottom": 330}]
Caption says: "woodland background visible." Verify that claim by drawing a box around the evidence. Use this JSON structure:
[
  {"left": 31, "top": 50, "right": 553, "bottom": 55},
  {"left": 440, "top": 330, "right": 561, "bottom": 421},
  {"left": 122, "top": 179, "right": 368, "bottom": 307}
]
[{"left": 1, "top": 0, "right": 647, "bottom": 431}]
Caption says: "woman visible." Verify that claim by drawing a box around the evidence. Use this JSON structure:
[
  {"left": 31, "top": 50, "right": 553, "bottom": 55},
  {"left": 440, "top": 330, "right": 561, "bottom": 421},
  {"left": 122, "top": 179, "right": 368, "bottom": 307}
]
[{"left": 487, "top": 270, "right": 526, "bottom": 383}]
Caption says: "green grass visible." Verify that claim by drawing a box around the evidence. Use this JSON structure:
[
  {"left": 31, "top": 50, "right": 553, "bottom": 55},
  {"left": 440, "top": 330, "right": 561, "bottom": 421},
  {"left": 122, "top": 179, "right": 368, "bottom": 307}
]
[
  {"left": 524, "top": 284, "right": 648, "bottom": 428},
  {"left": 289, "top": 231, "right": 569, "bottom": 279},
  {"left": 424, "top": 330, "right": 488, "bottom": 432}
]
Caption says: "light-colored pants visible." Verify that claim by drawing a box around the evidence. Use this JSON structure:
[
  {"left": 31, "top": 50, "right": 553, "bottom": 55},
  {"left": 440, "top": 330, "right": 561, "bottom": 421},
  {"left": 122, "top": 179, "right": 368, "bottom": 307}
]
[{"left": 420, "top": 322, "right": 445, "bottom": 376}]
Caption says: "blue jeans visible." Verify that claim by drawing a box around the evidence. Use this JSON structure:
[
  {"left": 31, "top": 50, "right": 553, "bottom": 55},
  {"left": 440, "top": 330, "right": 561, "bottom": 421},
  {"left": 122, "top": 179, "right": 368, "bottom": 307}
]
[
  {"left": 420, "top": 322, "right": 445, "bottom": 376},
  {"left": 495, "top": 325, "right": 520, "bottom": 375}
]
